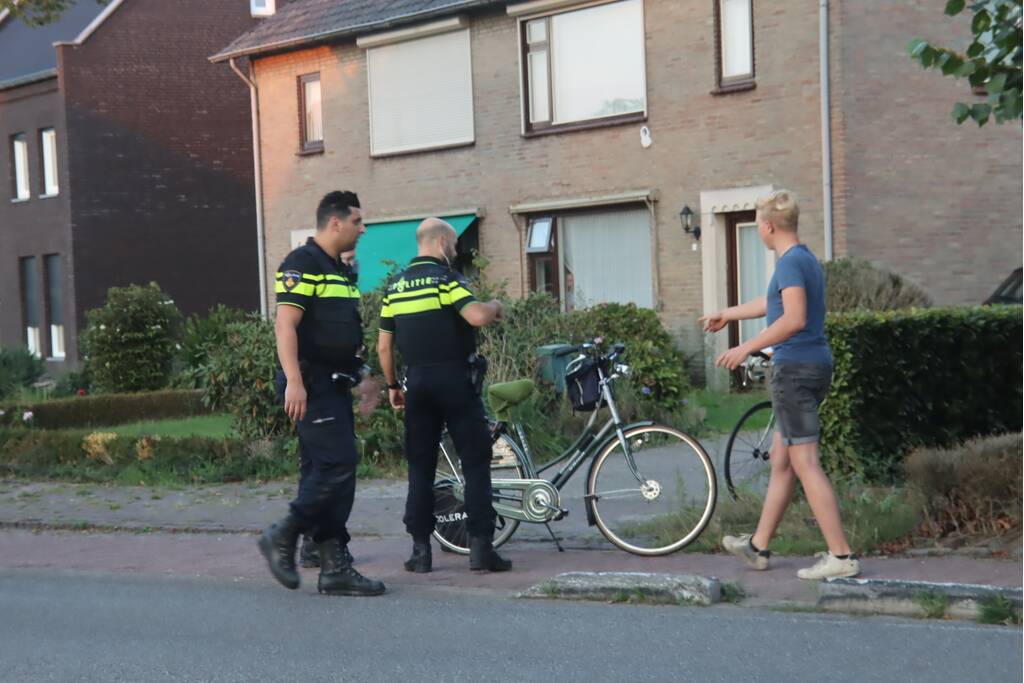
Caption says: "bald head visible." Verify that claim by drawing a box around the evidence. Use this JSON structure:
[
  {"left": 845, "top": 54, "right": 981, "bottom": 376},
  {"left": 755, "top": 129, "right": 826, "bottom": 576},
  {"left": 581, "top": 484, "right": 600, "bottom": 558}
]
[{"left": 416, "top": 217, "right": 455, "bottom": 245}]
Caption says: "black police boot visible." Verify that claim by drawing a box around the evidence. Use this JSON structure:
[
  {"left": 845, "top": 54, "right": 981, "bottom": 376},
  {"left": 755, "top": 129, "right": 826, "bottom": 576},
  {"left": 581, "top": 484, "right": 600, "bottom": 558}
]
[
  {"left": 403, "top": 537, "right": 432, "bottom": 573},
  {"left": 469, "top": 536, "right": 512, "bottom": 572},
  {"left": 257, "top": 514, "right": 302, "bottom": 590},
  {"left": 299, "top": 535, "right": 320, "bottom": 568},
  {"left": 317, "top": 538, "right": 386, "bottom": 596}
]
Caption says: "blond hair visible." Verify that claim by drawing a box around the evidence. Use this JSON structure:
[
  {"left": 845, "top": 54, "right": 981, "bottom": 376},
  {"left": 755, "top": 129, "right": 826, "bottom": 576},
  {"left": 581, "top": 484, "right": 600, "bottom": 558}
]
[{"left": 756, "top": 190, "right": 800, "bottom": 232}]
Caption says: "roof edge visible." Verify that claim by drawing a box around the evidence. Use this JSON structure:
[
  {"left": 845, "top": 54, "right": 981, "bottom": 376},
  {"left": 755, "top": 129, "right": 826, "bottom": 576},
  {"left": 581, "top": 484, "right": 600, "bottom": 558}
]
[
  {"left": 52, "top": 0, "right": 128, "bottom": 47},
  {"left": 210, "top": 0, "right": 503, "bottom": 63},
  {"left": 0, "top": 67, "right": 58, "bottom": 91}
]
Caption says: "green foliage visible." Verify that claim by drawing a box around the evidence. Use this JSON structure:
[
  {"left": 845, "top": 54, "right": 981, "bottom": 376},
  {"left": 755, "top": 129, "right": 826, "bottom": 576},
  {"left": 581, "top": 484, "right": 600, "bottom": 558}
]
[
  {"left": 200, "top": 318, "right": 291, "bottom": 440},
  {"left": 81, "top": 283, "right": 183, "bottom": 393},
  {"left": 176, "top": 305, "right": 251, "bottom": 390},
  {"left": 821, "top": 306, "right": 1022, "bottom": 482},
  {"left": 977, "top": 595, "right": 1023, "bottom": 625},
  {"left": 53, "top": 367, "right": 92, "bottom": 398},
  {"left": 0, "top": 389, "right": 208, "bottom": 429},
  {"left": 905, "top": 433, "right": 1022, "bottom": 537},
  {"left": 914, "top": 591, "right": 951, "bottom": 619},
  {"left": 0, "top": 427, "right": 294, "bottom": 485},
  {"left": 908, "top": 0, "right": 1023, "bottom": 125},
  {"left": 823, "top": 258, "right": 932, "bottom": 313},
  {"left": 0, "top": 0, "right": 107, "bottom": 26},
  {"left": 0, "top": 348, "right": 45, "bottom": 400}
]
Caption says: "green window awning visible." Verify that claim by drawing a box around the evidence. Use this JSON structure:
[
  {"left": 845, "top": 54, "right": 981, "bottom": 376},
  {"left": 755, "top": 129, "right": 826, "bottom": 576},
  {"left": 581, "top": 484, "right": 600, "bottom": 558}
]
[{"left": 357, "top": 214, "right": 477, "bottom": 291}]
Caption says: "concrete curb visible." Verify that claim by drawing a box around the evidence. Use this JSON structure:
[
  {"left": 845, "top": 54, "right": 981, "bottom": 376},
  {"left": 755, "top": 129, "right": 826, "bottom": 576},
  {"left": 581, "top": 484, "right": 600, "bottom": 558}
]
[
  {"left": 518, "top": 571, "right": 721, "bottom": 606},
  {"left": 819, "top": 577, "right": 1023, "bottom": 620},
  {"left": 0, "top": 520, "right": 259, "bottom": 536}
]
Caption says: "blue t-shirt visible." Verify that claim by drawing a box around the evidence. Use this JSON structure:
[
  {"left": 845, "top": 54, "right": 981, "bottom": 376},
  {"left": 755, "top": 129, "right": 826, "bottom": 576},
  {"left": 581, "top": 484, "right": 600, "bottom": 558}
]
[{"left": 766, "top": 244, "right": 832, "bottom": 365}]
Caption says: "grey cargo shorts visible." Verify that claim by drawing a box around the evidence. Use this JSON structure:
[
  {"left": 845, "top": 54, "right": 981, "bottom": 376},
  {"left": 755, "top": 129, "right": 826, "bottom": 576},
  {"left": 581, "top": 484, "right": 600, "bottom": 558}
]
[{"left": 770, "top": 362, "right": 832, "bottom": 446}]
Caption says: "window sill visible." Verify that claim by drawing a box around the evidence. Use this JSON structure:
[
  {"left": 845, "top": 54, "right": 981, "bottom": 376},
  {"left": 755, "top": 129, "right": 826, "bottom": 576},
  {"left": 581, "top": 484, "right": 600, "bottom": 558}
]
[
  {"left": 370, "top": 140, "right": 475, "bottom": 159},
  {"left": 10, "top": 197, "right": 30, "bottom": 203},
  {"left": 46, "top": 356, "right": 66, "bottom": 362},
  {"left": 39, "top": 193, "right": 59, "bottom": 199},
  {"left": 523, "top": 112, "right": 647, "bottom": 138},
  {"left": 711, "top": 80, "right": 757, "bottom": 96},
  {"left": 297, "top": 145, "right": 325, "bottom": 157}
]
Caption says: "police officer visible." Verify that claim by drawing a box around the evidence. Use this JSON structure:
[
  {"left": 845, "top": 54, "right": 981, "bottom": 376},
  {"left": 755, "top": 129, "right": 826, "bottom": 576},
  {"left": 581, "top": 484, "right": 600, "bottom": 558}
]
[
  {"left": 258, "top": 191, "right": 385, "bottom": 597},
  {"left": 298, "top": 247, "right": 360, "bottom": 570},
  {"left": 377, "top": 218, "right": 511, "bottom": 573}
]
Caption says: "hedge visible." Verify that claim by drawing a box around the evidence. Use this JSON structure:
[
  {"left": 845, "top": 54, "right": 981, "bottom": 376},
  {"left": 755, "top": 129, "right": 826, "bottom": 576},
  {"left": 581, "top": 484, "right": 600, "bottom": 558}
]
[
  {"left": 821, "top": 306, "right": 1022, "bottom": 482},
  {"left": 0, "top": 428, "right": 295, "bottom": 484},
  {"left": 0, "top": 389, "right": 209, "bottom": 430}
]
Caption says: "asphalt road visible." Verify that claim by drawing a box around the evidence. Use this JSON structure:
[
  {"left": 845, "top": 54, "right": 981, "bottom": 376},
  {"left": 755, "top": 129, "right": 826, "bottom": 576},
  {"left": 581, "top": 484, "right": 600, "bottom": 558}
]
[{"left": 1, "top": 569, "right": 1019, "bottom": 683}]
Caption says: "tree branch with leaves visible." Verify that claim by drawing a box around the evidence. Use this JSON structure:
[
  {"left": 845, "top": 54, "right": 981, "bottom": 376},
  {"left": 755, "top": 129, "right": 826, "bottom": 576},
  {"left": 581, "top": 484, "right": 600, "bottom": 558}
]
[
  {"left": 0, "top": 0, "right": 108, "bottom": 28},
  {"left": 908, "top": 0, "right": 1022, "bottom": 126}
]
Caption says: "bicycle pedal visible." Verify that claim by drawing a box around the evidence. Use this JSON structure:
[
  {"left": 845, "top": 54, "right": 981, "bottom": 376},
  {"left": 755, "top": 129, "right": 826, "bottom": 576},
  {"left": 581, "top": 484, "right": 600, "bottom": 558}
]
[{"left": 553, "top": 507, "right": 569, "bottom": 521}]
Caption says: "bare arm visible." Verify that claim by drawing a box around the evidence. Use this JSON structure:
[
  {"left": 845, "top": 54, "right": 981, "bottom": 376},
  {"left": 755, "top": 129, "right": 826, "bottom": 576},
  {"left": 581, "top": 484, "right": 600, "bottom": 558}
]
[
  {"left": 699, "top": 296, "right": 768, "bottom": 332},
  {"left": 377, "top": 330, "right": 404, "bottom": 410},
  {"left": 274, "top": 305, "right": 306, "bottom": 421},
  {"left": 716, "top": 288, "right": 807, "bottom": 369},
  {"left": 460, "top": 300, "right": 504, "bottom": 327}
]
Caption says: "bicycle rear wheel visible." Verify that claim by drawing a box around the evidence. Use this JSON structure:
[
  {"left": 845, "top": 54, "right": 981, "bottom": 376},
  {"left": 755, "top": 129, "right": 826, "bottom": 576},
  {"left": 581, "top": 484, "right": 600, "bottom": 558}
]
[
  {"left": 724, "top": 401, "right": 774, "bottom": 500},
  {"left": 432, "top": 431, "right": 525, "bottom": 554},
  {"left": 587, "top": 424, "right": 716, "bottom": 556}
]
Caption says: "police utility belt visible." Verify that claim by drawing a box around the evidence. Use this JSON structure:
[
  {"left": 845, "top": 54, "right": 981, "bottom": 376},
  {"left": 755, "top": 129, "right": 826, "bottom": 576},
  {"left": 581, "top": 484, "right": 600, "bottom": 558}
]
[{"left": 299, "top": 359, "right": 369, "bottom": 390}]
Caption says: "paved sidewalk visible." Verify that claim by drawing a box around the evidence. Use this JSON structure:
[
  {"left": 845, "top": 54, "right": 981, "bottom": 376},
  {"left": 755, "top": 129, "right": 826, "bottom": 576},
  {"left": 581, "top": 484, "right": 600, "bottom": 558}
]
[{"left": 0, "top": 477, "right": 1020, "bottom": 611}]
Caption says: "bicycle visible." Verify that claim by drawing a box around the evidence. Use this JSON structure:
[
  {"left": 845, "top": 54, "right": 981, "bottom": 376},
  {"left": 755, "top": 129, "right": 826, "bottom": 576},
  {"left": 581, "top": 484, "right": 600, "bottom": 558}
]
[
  {"left": 430, "top": 341, "right": 717, "bottom": 557},
  {"left": 723, "top": 350, "right": 774, "bottom": 500}
]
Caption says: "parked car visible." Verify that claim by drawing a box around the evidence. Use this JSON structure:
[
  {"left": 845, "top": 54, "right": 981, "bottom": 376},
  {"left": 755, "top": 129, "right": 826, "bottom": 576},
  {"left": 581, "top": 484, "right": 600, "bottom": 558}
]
[{"left": 983, "top": 268, "right": 1023, "bottom": 305}]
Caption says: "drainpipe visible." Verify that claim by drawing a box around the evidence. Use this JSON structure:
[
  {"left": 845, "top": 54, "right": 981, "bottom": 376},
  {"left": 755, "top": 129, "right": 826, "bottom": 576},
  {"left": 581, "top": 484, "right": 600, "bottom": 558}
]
[
  {"left": 230, "top": 57, "right": 269, "bottom": 317},
  {"left": 819, "top": 0, "right": 834, "bottom": 261}
]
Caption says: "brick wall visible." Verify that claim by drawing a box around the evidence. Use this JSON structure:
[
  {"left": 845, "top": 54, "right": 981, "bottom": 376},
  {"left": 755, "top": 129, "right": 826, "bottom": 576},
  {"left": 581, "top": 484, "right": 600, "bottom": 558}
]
[
  {"left": 0, "top": 78, "right": 75, "bottom": 367},
  {"left": 58, "top": 0, "right": 260, "bottom": 334},
  {"left": 832, "top": 0, "right": 1022, "bottom": 304},
  {"left": 253, "top": 1, "right": 828, "bottom": 364}
]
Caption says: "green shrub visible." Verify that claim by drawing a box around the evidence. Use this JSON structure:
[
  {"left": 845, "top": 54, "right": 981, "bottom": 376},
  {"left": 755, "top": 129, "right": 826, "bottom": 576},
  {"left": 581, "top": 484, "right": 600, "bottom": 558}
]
[
  {"left": 52, "top": 367, "right": 92, "bottom": 398},
  {"left": 0, "top": 347, "right": 45, "bottom": 400},
  {"left": 81, "top": 283, "right": 183, "bottom": 393},
  {"left": 824, "top": 258, "right": 932, "bottom": 312},
  {"left": 0, "top": 389, "right": 208, "bottom": 429},
  {"left": 176, "top": 304, "right": 251, "bottom": 390},
  {"left": 905, "top": 433, "right": 1022, "bottom": 538},
  {"left": 201, "top": 318, "right": 291, "bottom": 440},
  {"left": 0, "top": 427, "right": 295, "bottom": 484},
  {"left": 821, "top": 306, "right": 1022, "bottom": 481}
]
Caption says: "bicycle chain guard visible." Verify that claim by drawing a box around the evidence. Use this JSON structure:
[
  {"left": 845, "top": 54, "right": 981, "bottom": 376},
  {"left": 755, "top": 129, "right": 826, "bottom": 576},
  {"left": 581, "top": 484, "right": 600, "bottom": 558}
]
[{"left": 490, "top": 478, "right": 564, "bottom": 523}]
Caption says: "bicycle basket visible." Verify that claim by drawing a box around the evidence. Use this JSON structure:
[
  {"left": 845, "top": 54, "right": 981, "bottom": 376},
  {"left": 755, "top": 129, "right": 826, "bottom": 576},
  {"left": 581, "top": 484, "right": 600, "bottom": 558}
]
[{"left": 565, "top": 356, "right": 601, "bottom": 412}]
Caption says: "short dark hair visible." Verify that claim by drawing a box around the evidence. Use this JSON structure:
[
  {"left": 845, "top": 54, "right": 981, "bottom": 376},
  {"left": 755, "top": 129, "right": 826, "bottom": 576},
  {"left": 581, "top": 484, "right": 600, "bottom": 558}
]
[{"left": 316, "top": 191, "right": 361, "bottom": 230}]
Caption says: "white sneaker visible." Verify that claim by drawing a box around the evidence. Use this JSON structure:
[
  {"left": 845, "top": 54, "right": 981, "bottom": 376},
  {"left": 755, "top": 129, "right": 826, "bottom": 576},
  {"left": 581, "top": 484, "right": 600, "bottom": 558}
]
[
  {"left": 722, "top": 534, "right": 770, "bottom": 570},
  {"left": 797, "top": 551, "right": 860, "bottom": 580}
]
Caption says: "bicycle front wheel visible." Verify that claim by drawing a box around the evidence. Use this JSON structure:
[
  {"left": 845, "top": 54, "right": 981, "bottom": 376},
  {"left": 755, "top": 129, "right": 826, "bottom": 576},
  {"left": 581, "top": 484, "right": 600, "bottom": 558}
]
[
  {"left": 724, "top": 401, "right": 774, "bottom": 500},
  {"left": 587, "top": 424, "right": 716, "bottom": 556},
  {"left": 432, "top": 431, "right": 525, "bottom": 555}
]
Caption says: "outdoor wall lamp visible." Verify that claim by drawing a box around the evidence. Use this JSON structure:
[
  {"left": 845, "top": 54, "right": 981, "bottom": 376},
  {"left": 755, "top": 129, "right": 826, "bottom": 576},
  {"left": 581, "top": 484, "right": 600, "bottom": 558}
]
[{"left": 679, "top": 205, "right": 701, "bottom": 240}]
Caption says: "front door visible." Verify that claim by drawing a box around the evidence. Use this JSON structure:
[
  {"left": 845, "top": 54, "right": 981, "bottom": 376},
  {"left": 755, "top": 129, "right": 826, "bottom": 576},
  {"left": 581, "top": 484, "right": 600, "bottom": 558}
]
[{"left": 725, "top": 211, "right": 771, "bottom": 381}]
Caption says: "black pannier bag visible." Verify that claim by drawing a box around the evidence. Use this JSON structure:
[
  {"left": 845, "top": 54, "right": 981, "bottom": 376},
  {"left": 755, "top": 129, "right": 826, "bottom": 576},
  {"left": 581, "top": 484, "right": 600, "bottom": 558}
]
[{"left": 565, "top": 358, "right": 602, "bottom": 412}]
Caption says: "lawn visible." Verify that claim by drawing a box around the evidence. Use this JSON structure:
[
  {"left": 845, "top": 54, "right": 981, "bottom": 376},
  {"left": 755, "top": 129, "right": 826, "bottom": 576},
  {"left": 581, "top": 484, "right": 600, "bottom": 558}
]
[
  {"left": 690, "top": 389, "right": 770, "bottom": 435},
  {"left": 102, "top": 414, "right": 235, "bottom": 438}
]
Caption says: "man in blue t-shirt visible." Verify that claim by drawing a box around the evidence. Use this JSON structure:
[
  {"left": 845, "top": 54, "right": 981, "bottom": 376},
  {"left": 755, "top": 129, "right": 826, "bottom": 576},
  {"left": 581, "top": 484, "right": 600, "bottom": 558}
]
[{"left": 700, "top": 190, "right": 859, "bottom": 581}]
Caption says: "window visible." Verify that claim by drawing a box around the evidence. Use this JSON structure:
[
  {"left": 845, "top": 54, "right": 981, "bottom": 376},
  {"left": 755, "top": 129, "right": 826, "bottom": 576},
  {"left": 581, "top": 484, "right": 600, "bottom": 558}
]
[
  {"left": 527, "top": 207, "right": 653, "bottom": 311},
  {"left": 11, "top": 134, "right": 29, "bottom": 201},
  {"left": 299, "top": 73, "right": 323, "bottom": 152},
  {"left": 714, "top": 0, "right": 755, "bottom": 91},
  {"left": 520, "top": 0, "right": 646, "bottom": 132},
  {"left": 365, "top": 28, "right": 475, "bottom": 156},
  {"left": 20, "top": 256, "right": 40, "bottom": 357},
  {"left": 44, "top": 254, "right": 65, "bottom": 359},
  {"left": 40, "top": 128, "right": 59, "bottom": 197},
  {"left": 735, "top": 221, "right": 768, "bottom": 344},
  {"left": 250, "top": 0, "right": 275, "bottom": 17}
]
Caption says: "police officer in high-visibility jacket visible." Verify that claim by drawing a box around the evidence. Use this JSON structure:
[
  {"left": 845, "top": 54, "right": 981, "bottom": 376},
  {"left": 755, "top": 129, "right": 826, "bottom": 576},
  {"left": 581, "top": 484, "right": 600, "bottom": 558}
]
[
  {"left": 258, "top": 190, "right": 385, "bottom": 597},
  {"left": 378, "top": 218, "right": 511, "bottom": 573}
]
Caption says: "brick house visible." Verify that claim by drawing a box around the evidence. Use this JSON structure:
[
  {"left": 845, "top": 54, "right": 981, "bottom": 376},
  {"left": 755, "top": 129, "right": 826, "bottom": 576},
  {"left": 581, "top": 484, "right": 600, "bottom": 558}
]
[
  {"left": 212, "top": 0, "right": 1022, "bottom": 387},
  {"left": 0, "top": 0, "right": 260, "bottom": 370}
]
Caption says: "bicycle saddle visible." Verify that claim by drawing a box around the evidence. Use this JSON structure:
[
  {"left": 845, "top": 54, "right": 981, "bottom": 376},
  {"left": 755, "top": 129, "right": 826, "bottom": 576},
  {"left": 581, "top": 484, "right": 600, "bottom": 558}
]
[{"left": 487, "top": 380, "right": 536, "bottom": 421}]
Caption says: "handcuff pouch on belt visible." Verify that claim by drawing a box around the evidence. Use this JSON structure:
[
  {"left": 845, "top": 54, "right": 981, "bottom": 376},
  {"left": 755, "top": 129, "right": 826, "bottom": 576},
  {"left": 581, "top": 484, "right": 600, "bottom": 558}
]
[{"left": 467, "top": 353, "right": 488, "bottom": 396}]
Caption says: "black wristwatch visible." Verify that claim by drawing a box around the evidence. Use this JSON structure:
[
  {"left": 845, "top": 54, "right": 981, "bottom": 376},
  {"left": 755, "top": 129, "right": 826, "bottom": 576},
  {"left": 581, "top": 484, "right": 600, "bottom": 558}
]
[{"left": 387, "top": 383, "right": 402, "bottom": 391}]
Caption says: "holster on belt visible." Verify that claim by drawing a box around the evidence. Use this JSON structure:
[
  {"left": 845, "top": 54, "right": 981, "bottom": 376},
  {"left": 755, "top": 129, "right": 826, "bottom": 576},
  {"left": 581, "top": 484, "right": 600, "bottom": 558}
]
[{"left": 467, "top": 353, "right": 488, "bottom": 396}]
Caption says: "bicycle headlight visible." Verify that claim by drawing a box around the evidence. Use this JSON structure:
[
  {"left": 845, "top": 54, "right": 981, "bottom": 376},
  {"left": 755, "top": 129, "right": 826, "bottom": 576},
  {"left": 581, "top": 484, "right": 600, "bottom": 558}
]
[{"left": 615, "top": 363, "right": 631, "bottom": 377}]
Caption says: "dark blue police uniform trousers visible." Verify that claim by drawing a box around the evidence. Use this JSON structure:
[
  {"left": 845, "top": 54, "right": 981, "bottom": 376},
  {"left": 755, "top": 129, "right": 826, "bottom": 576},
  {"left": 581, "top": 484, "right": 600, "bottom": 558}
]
[
  {"left": 276, "top": 367, "right": 358, "bottom": 545},
  {"left": 403, "top": 363, "right": 496, "bottom": 540}
]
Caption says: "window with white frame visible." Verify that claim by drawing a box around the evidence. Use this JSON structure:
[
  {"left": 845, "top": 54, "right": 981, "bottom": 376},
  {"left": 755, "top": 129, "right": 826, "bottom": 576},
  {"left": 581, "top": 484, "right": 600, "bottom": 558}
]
[
  {"left": 11, "top": 134, "right": 29, "bottom": 201},
  {"left": 527, "top": 207, "right": 653, "bottom": 311},
  {"left": 44, "top": 254, "right": 65, "bottom": 359},
  {"left": 299, "top": 73, "right": 323, "bottom": 151},
  {"left": 20, "top": 256, "right": 40, "bottom": 357},
  {"left": 716, "top": 0, "right": 754, "bottom": 87},
  {"left": 40, "top": 128, "right": 59, "bottom": 196},
  {"left": 365, "top": 28, "right": 475, "bottom": 156},
  {"left": 520, "top": 0, "right": 646, "bottom": 131}
]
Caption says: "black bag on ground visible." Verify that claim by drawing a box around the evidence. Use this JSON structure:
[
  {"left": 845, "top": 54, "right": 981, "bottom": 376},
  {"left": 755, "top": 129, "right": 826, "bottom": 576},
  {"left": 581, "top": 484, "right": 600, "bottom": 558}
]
[{"left": 566, "top": 359, "right": 601, "bottom": 412}]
